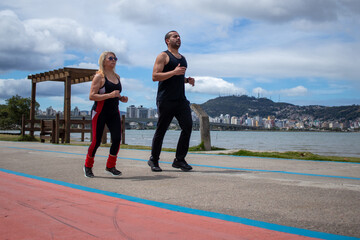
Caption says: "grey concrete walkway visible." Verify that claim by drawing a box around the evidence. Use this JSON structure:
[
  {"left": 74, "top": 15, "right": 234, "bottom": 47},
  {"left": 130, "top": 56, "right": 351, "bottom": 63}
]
[{"left": 1, "top": 140, "right": 359, "bottom": 238}]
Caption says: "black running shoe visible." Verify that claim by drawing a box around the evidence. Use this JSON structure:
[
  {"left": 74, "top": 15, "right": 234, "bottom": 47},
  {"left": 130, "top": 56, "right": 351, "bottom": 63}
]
[
  {"left": 84, "top": 166, "right": 94, "bottom": 178},
  {"left": 105, "top": 167, "right": 122, "bottom": 176},
  {"left": 172, "top": 158, "right": 193, "bottom": 171},
  {"left": 148, "top": 157, "right": 162, "bottom": 172}
]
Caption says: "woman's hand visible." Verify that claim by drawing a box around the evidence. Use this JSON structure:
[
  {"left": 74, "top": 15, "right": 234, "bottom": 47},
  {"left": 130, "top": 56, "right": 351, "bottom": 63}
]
[
  {"left": 119, "top": 96, "right": 128, "bottom": 103},
  {"left": 111, "top": 90, "right": 121, "bottom": 98}
]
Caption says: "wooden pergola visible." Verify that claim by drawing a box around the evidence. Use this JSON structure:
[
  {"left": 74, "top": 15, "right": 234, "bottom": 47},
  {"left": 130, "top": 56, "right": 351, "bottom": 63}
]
[{"left": 28, "top": 67, "right": 97, "bottom": 143}]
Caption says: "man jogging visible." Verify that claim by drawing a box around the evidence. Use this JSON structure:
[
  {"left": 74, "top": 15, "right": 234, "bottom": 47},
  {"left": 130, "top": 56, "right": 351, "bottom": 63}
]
[{"left": 148, "top": 30, "right": 195, "bottom": 172}]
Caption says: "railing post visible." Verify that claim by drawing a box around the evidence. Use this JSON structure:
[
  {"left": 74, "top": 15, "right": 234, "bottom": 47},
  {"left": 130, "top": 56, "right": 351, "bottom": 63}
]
[
  {"left": 40, "top": 120, "right": 45, "bottom": 143},
  {"left": 101, "top": 125, "right": 108, "bottom": 144},
  {"left": 121, "top": 115, "right": 125, "bottom": 144},
  {"left": 81, "top": 116, "right": 85, "bottom": 142},
  {"left": 55, "top": 113, "right": 60, "bottom": 144},
  {"left": 51, "top": 119, "right": 56, "bottom": 143},
  {"left": 190, "top": 104, "right": 211, "bottom": 151},
  {"left": 21, "top": 114, "right": 25, "bottom": 136}
]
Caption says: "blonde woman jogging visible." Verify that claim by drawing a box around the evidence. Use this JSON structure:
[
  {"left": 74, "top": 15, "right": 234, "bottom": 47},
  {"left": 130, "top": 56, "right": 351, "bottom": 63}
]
[{"left": 84, "top": 51, "right": 128, "bottom": 178}]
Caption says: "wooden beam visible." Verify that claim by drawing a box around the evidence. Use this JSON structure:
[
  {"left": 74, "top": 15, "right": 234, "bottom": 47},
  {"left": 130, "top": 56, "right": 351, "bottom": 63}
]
[
  {"left": 30, "top": 82, "right": 37, "bottom": 137},
  {"left": 64, "top": 77, "right": 71, "bottom": 143}
]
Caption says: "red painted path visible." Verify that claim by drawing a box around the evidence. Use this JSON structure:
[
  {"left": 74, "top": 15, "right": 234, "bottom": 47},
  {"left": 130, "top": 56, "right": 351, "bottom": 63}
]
[{"left": 0, "top": 171, "right": 318, "bottom": 240}]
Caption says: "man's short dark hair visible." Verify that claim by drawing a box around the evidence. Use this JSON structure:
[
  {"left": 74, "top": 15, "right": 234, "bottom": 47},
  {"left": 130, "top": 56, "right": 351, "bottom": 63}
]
[{"left": 164, "top": 30, "right": 177, "bottom": 45}]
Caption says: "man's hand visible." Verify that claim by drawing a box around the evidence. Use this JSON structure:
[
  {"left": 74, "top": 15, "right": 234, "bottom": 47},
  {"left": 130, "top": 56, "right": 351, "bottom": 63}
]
[
  {"left": 173, "top": 63, "right": 186, "bottom": 75},
  {"left": 186, "top": 77, "right": 195, "bottom": 86}
]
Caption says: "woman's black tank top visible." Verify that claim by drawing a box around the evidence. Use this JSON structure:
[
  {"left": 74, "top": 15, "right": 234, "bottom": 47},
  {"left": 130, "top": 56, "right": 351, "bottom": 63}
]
[{"left": 92, "top": 76, "right": 122, "bottom": 113}]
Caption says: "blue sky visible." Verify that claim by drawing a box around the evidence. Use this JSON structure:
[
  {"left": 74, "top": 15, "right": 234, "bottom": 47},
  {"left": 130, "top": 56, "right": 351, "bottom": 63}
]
[{"left": 1, "top": 0, "right": 360, "bottom": 113}]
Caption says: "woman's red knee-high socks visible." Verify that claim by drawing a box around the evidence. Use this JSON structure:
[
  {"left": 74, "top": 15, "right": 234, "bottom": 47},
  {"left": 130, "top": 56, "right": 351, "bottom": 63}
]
[
  {"left": 85, "top": 155, "right": 95, "bottom": 168},
  {"left": 106, "top": 155, "right": 117, "bottom": 168}
]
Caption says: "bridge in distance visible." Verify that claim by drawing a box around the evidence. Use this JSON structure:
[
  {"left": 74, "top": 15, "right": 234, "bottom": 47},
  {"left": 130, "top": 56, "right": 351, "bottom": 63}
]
[{"left": 36, "top": 115, "right": 256, "bottom": 131}]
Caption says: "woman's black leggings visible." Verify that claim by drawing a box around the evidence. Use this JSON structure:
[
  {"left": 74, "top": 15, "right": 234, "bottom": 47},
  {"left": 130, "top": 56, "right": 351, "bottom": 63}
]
[{"left": 87, "top": 109, "right": 121, "bottom": 157}]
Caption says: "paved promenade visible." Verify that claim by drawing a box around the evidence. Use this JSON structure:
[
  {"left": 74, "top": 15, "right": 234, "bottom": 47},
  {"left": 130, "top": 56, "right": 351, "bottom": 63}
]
[{"left": 0, "top": 141, "right": 359, "bottom": 239}]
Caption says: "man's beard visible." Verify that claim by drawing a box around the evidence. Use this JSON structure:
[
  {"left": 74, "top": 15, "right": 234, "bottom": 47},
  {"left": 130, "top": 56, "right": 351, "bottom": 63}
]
[{"left": 171, "top": 41, "right": 181, "bottom": 49}]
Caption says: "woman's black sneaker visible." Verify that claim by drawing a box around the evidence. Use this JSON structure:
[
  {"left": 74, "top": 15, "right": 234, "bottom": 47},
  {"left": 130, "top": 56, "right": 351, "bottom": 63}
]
[
  {"left": 172, "top": 158, "right": 192, "bottom": 171},
  {"left": 105, "top": 167, "right": 122, "bottom": 176},
  {"left": 84, "top": 166, "right": 95, "bottom": 178}
]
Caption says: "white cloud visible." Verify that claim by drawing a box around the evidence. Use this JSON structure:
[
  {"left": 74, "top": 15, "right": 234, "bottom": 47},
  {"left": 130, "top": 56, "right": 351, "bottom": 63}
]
[
  {"left": 120, "top": 78, "right": 145, "bottom": 91},
  {"left": 41, "top": 96, "right": 92, "bottom": 111},
  {"left": 0, "top": 10, "right": 128, "bottom": 71},
  {"left": 71, "top": 82, "right": 91, "bottom": 96},
  {"left": 280, "top": 86, "right": 308, "bottom": 96},
  {"left": 0, "top": 78, "right": 30, "bottom": 99},
  {"left": 174, "top": 0, "right": 360, "bottom": 24},
  {"left": 66, "top": 62, "right": 98, "bottom": 69},
  {"left": 110, "top": 0, "right": 168, "bottom": 25},
  {"left": 186, "top": 76, "right": 247, "bottom": 96},
  {"left": 71, "top": 96, "right": 92, "bottom": 107},
  {"left": 194, "top": 0, "right": 340, "bottom": 23},
  {"left": 0, "top": 77, "right": 89, "bottom": 101},
  {"left": 108, "top": 0, "right": 360, "bottom": 28},
  {"left": 188, "top": 41, "right": 360, "bottom": 82},
  {"left": 252, "top": 87, "right": 269, "bottom": 97},
  {"left": 120, "top": 77, "right": 157, "bottom": 106},
  {"left": 252, "top": 85, "right": 308, "bottom": 98}
]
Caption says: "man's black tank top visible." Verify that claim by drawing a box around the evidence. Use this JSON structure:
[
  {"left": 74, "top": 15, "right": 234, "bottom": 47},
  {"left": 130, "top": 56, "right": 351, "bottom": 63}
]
[
  {"left": 156, "top": 50, "right": 187, "bottom": 102},
  {"left": 92, "top": 76, "right": 122, "bottom": 113}
]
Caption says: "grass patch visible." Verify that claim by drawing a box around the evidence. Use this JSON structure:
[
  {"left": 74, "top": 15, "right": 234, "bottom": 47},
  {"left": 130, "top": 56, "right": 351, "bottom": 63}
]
[
  {"left": 188, "top": 142, "right": 226, "bottom": 151},
  {"left": 226, "top": 150, "right": 360, "bottom": 163},
  {"left": 0, "top": 134, "right": 19, "bottom": 141},
  {"left": 118, "top": 142, "right": 225, "bottom": 152},
  {"left": 18, "top": 134, "right": 39, "bottom": 142},
  {"left": 0, "top": 134, "right": 39, "bottom": 142}
]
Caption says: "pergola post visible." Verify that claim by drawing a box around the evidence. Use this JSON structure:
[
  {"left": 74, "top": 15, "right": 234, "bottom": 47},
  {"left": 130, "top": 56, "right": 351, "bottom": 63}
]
[
  {"left": 30, "top": 81, "right": 37, "bottom": 137},
  {"left": 64, "top": 76, "right": 71, "bottom": 143}
]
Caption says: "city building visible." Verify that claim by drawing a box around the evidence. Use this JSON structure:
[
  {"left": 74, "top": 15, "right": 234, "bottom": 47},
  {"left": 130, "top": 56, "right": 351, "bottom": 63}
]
[
  {"left": 148, "top": 108, "right": 157, "bottom": 118},
  {"left": 136, "top": 105, "right": 148, "bottom": 118},
  {"left": 72, "top": 106, "right": 80, "bottom": 116},
  {"left": 46, "top": 106, "right": 56, "bottom": 116},
  {"left": 126, "top": 105, "right": 137, "bottom": 118}
]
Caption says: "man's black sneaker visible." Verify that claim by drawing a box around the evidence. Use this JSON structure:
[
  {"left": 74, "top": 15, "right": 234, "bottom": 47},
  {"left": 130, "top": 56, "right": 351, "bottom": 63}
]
[
  {"left": 105, "top": 167, "right": 122, "bottom": 177},
  {"left": 84, "top": 166, "right": 94, "bottom": 178},
  {"left": 148, "top": 157, "right": 162, "bottom": 172},
  {"left": 172, "top": 158, "right": 193, "bottom": 171}
]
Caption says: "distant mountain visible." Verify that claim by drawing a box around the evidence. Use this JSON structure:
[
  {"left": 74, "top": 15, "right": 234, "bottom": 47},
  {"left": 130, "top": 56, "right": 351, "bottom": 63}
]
[{"left": 199, "top": 95, "right": 360, "bottom": 122}]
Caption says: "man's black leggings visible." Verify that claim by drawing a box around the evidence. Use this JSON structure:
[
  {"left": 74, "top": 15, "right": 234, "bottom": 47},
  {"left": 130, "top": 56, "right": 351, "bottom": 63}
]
[{"left": 151, "top": 100, "right": 192, "bottom": 161}]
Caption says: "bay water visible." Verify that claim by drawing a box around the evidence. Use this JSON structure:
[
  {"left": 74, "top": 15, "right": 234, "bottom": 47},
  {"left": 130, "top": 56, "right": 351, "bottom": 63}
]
[{"left": 73, "top": 130, "right": 360, "bottom": 158}]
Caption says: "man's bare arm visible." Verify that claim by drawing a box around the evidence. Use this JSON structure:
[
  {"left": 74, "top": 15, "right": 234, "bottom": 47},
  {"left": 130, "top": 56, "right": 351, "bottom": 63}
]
[{"left": 152, "top": 52, "right": 186, "bottom": 82}]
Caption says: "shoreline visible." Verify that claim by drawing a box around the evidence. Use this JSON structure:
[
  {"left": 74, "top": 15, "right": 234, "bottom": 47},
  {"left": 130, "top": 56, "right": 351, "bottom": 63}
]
[
  {"left": 1, "top": 128, "right": 360, "bottom": 135},
  {"left": 1, "top": 133, "right": 359, "bottom": 163}
]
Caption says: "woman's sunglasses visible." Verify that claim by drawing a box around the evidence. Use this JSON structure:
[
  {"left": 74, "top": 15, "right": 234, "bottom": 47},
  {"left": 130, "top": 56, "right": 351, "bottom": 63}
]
[{"left": 108, "top": 56, "right": 118, "bottom": 61}]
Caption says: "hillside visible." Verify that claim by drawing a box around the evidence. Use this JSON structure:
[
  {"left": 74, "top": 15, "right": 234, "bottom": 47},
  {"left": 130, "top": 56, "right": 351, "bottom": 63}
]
[{"left": 199, "top": 95, "right": 360, "bottom": 121}]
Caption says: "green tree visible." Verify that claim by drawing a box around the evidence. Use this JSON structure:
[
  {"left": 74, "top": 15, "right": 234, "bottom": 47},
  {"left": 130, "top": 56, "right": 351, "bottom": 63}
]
[
  {"left": 0, "top": 104, "right": 13, "bottom": 129},
  {"left": 5, "top": 95, "right": 39, "bottom": 127}
]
